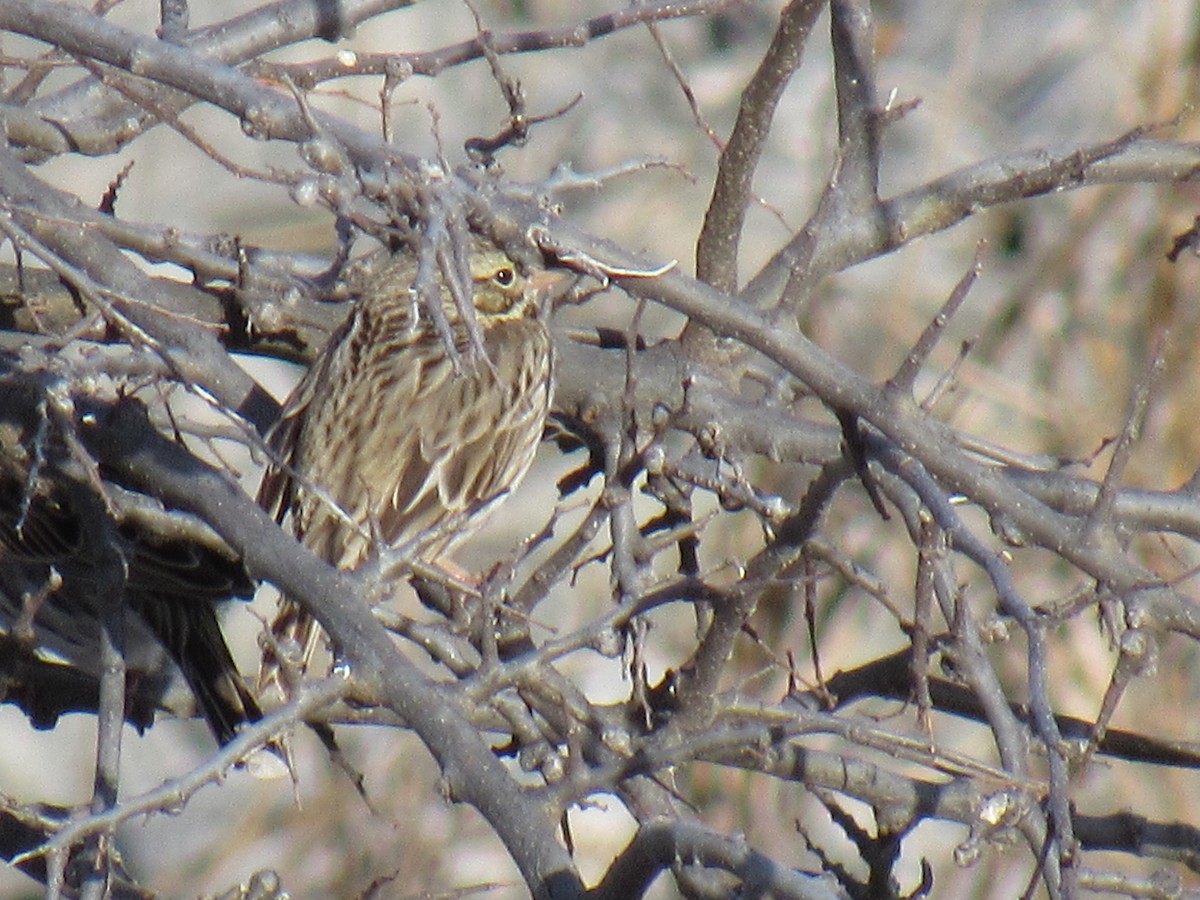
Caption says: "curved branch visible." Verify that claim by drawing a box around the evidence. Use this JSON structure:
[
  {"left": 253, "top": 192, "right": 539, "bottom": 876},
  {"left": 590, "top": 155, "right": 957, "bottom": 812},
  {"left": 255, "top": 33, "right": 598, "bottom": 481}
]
[
  {"left": 695, "top": 0, "right": 825, "bottom": 291},
  {"left": 743, "top": 132, "right": 1200, "bottom": 307},
  {"left": 78, "top": 395, "right": 584, "bottom": 899}
]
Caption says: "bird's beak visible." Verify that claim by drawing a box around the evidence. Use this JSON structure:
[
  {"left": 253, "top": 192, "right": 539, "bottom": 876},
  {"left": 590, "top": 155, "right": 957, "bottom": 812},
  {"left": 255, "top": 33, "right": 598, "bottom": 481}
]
[
  {"left": 527, "top": 269, "right": 575, "bottom": 309},
  {"left": 528, "top": 268, "right": 572, "bottom": 292}
]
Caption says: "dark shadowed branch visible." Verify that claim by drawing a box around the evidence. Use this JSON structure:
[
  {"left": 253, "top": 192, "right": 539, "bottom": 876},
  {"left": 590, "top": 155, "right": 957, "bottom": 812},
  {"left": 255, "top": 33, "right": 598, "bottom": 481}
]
[{"left": 3, "top": 1, "right": 1200, "bottom": 898}]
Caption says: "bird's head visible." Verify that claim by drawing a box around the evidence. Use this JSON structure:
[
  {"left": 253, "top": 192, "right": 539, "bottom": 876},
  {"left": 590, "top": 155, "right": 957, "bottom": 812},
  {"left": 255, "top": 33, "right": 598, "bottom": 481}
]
[{"left": 466, "top": 246, "right": 564, "bottom": 322}]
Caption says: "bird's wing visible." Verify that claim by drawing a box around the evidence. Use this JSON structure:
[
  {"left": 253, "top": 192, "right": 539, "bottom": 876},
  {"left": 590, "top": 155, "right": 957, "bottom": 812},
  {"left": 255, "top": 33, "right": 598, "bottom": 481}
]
[
  {"left": 376, "top": 319, "right": 552, "bottom": 553},
  {"left": 256, "top": 309, "right": 355, "bottom": 525}
]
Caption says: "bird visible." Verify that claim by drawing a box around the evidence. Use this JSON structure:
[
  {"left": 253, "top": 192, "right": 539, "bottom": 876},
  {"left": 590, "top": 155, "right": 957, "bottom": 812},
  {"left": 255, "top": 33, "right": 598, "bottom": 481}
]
[
  {"left": 0, "top": 464, "right": 265, "bottom": 747},
  {"left": 256, "top": 237, "right": 556, "bottom": 694}
]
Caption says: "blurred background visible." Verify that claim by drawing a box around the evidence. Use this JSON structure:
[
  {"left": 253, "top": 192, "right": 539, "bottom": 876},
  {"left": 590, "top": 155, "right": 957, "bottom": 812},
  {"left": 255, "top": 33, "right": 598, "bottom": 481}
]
[{"left": 3, "top": 1, "right": 1200, "bottom": 897}]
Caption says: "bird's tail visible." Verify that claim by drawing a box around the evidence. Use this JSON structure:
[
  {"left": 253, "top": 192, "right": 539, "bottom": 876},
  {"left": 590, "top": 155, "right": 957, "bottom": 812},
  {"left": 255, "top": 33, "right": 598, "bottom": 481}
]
[
  {"left": 178, "top": 612, "right": 265, "bottom": 746},
  {"left": 130, "top": 586, "right": 262, "bottom": 746},
  {"left": 256, "top": 598, "right": 324, "bottom": 702}
]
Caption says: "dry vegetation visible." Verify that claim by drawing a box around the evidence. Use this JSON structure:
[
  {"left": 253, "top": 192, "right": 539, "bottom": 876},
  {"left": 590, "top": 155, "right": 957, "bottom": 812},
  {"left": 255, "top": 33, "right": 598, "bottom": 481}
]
[{"left": 3, "top": 1, "right": 1200, "bottom": 898}]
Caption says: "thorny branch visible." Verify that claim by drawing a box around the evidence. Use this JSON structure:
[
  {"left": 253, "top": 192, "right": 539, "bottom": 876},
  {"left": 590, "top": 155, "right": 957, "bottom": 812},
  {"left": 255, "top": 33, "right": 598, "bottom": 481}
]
[{"left": 2, "top": 1, "right": 1200, "bottom": 899}]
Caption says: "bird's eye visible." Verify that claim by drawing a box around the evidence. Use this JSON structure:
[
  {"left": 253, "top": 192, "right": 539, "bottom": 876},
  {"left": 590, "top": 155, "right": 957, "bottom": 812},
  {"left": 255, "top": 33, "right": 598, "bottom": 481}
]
[{"left": 492, "top": 266, "right": 515, "bottom": 287}]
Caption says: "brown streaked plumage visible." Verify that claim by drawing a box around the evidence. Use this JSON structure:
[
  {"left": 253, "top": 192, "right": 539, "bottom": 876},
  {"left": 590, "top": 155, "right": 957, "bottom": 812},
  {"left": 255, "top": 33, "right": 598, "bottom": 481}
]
[{"left": 257, "top": 241, "right": 555, "bottom": 693}]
